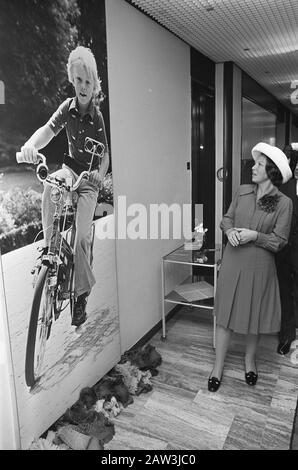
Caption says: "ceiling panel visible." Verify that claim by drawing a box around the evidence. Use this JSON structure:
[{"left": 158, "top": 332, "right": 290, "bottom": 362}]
[{"left": 129, "top": 0, "right": 298, "bottom": 115}]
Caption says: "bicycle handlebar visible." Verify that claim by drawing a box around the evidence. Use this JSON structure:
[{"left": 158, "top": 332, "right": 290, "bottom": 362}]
[
  {"left": 69, "top": 171, "right": 89, "bottom": 191},
  {"left": 16, "top": 151, "right": 48, "bottom": 182},
  {"left": 16, "top": 135, "right": 102, "bottom": 191},
  {"left": 39, "top": 166, "right": 90, "bottom": 192},
  {"left": 16, "top": 151, "right": 46, "bottom": 165},
  {"left": 16, "top": 150, "right": 90, "bottom": 191}
]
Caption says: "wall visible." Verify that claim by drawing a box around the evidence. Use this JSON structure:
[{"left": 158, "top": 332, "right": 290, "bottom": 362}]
[
  {"left": 105, "top": 0, "right": 191, "bottom": 352},
  {"left": 0, "top": 256, "right": 20, "bottom": 449},
  {"left": 1, "top": 215, "right": 120, "bottom": 449}
]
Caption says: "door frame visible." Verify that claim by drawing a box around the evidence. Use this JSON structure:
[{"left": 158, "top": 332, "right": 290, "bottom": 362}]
[
  {"left": 215, "top": 63, "right": 242, "bottom": 251},
  {"left": 191, "top": 80, "right": 216, "bottom": 247}
]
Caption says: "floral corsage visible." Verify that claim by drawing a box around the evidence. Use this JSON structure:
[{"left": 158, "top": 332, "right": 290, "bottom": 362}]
[{"left": 257, "top": 194, "right": 280, "bottom": 213}]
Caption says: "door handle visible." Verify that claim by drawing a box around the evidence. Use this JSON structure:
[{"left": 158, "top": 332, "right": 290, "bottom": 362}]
[{"left": 216, "top": 167, "right": 228, "bottom": 182}]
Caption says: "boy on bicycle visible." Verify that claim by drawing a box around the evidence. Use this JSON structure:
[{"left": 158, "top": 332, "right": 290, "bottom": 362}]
[{"left": 19, "top": 46, "right": 109, "bottom": 327}]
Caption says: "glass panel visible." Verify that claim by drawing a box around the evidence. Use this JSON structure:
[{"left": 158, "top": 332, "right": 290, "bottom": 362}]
[
  {"left": 163, "top": 245, "right": 221, "bottom": 266},
  {"left": 165, "top": 274, "right": 215, "bottom": 308},
  {"left": 291, "top": 120, "right": 298, "bottom": 142},
  {"left": 241, "top": 98, "right": 277, "bottom": 184}
]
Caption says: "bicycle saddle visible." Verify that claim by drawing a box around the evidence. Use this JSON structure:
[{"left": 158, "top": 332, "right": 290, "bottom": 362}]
[{"left": 54, "top": 176, "right": 66, "bottom": 184}]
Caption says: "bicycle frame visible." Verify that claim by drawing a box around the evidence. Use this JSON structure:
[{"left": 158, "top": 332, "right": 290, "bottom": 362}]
[
  {"left": 18, "top": 138, "right": 103, "bottom": 387},
  {"left": 40, "top": 178, "right": 78, "bottom": 321},
  {"left": 40, "top": 136, "right": 105, "bottom": 303}
]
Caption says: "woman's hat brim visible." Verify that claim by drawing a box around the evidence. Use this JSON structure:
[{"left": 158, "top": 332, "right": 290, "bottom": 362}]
[{"left": 251, "top": 142, "right": 292, "bottom": 184}]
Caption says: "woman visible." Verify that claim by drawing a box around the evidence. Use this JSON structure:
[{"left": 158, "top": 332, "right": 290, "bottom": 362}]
[
  {"left": 208, "top": 142, "right": 293, "bottom": 392},
  {"left": 275, "top": 144, "right": 298, "bottom": 355}
]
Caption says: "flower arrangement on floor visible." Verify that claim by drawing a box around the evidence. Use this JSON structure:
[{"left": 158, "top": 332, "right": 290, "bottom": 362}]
[{"left": 29, "top": 343, "right": 162, "bottom": 450}]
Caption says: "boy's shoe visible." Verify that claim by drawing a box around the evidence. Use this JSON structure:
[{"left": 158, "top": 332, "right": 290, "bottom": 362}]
[
  {"left": 72, "top": 293, "right": 88, "bottom": 327},
  {"left": 277, "top": 340, "right": 292, "bottom": 355}
]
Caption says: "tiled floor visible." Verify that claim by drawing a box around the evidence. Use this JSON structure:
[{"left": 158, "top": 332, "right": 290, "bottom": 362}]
[{"left": 105, "top": 307, "right": 298, "bottom": 450}]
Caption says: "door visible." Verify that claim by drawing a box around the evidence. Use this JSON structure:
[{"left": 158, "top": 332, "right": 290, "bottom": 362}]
[{"left": 191, "top": 81, "right": 215, "bottom": 247}]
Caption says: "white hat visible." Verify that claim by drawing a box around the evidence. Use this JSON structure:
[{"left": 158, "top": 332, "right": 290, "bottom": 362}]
[{"left": 251, "top": 142, "right": 292, "bottom": 184}]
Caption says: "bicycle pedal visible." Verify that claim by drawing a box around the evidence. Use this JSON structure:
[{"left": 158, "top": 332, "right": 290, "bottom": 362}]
[
  {"left": 31, "top": 266, "right": 41, "bottom": 288},
  {"left": 42, "top": 255, "right": 51, "bottom": 265},
  {"left": 54, "top": 311, "right": 61, "bottom": 321},
  {"left": 31, "top": 260, "right": 42, "bottom": 275},
  {"left": 47, "top": 275, "right": 57, "bottom": 288},
  {"left": 59, "top": 291, "right": 69, "bottom": 300},
  {"left": 31, "top": 267, "right": 36, "bottom": 275}
]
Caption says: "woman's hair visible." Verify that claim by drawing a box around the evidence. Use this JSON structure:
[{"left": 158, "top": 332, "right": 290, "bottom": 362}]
[
  {"left": 263, "top": 154, "right": 283, "bottom": 188},
  {"left": 67, "top": 46, "right": 102, "bottom": 96},
  {"left": 283, "top": 144, "right": 298, "bottom": 174}
]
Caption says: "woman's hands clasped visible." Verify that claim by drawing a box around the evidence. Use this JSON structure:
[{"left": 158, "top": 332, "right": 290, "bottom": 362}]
[
  {"left": 226, "top": 228, "right": 241, "bottom": 247},
  {"left": 227, "top": 228, "right": 258, "bottom": 246}
]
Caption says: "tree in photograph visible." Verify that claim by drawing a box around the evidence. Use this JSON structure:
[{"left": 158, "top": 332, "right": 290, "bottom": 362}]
[
  {"left": 76, "top": 0, "right": 110, "bottom": 149},
  {"left": 0, "top": 0, "right": 79, "bottom": 134}
]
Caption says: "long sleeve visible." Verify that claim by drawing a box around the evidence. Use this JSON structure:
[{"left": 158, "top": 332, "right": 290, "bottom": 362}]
[
  {"left": 255, "top": 196, "right": 293, "bottom": 253},
  {"left": 220, "top": 188, "right": 239, "bottom": 234}
]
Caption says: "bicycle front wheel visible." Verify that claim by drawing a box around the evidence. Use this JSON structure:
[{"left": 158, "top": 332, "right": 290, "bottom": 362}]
[{"left": 25, "top": 265, "right": 53, "bottom": 387}]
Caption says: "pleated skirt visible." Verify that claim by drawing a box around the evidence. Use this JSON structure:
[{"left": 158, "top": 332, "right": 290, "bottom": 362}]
[{"left": 213, "top": 243, "right": 281, "bottom": 335}]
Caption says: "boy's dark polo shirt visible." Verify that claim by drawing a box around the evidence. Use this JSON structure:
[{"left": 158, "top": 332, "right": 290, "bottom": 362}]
[{"left": 47, "top": 97, "right": 108, "bottom": 170}]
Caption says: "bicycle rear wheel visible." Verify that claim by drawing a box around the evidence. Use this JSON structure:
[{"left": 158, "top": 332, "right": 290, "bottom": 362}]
[{"left": 25, "top": 265, "right": 53, "bottom": 387}]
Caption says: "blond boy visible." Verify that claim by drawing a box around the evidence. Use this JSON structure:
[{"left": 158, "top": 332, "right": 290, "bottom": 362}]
[{"left": 20, "top": 46, "right": 109, "bottom": 326}]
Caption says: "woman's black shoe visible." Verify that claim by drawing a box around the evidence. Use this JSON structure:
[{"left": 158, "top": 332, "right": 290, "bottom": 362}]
[
  {"left": 208, "top": 375, "right": 221, "bottom": 392},
  {"left": 245, "top": 371, "right": 258, "bottom": 386}
]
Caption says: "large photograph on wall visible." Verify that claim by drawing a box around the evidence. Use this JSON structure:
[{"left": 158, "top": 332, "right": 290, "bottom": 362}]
[{"left": 0, "top": 0, "right": 119, "bottom": 449}]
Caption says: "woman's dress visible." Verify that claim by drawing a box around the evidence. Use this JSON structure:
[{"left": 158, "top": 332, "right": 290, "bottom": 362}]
[{"left": 213, "top": 184, "right": 292, "bottom": 334}]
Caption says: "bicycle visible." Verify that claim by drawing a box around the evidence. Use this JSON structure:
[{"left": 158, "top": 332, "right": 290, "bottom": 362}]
[{"left": 16, "top": 137, "right": 105, "bottom": 388}]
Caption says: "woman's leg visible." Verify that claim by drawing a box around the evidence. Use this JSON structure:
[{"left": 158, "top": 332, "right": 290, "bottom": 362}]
[
  {"left": 245, "top": 334, "right": 259, "bottom": 373},
  {"left": 211, "top": 325, "right": 232, "bottom": 379}
]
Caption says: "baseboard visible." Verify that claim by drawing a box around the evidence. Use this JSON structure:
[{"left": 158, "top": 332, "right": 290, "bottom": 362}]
[{"left": 127, "top": 305, "right": 182, "bottom": 352}]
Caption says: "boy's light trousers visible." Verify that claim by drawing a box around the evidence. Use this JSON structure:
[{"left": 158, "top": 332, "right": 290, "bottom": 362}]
[{"left": 42, "top": 165, "right": 98, "bottom": 297}]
